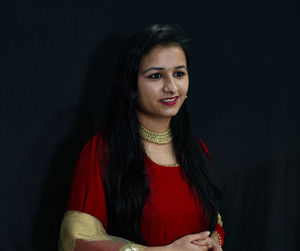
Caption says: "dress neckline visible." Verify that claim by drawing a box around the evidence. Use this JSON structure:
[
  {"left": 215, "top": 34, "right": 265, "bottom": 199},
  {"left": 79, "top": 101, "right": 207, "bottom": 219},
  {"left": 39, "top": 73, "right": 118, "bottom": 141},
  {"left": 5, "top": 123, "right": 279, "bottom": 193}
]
[{"left": 144, "top": 154, "right": 180, "bottom": 168}]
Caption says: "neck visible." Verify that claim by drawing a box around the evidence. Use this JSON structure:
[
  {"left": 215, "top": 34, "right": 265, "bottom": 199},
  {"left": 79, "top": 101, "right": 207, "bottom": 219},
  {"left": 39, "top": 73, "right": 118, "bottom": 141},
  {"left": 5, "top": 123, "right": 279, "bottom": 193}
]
[{"left": 137, "top": 111, "right": 171, "bottom": 133}]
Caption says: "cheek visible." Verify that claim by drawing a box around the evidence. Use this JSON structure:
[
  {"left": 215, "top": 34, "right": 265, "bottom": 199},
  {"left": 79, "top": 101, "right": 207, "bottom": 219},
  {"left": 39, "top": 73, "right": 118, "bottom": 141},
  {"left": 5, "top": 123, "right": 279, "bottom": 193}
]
[
  {"left": 138, "top": 81, "right": 161, "bottom": 99},
  {"left": 179, "top": 79, "right": 189, "bottom": 94},
  {"left": 137, "top": 81, "right": 157, "bottom": 109}
]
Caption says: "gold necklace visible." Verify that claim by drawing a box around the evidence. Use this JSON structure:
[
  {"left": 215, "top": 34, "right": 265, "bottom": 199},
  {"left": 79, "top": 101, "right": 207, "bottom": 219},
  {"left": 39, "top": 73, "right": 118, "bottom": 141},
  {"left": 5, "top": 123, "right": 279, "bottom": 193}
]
[{"left": 138, "top": 123, "right": 172, "bottom": 145}]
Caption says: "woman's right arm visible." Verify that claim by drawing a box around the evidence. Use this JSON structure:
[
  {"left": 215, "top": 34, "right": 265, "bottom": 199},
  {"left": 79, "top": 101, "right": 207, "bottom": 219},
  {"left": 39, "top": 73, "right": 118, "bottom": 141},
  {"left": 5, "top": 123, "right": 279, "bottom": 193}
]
[
  {"left": 59, "top": 134, "right": 148, "bottom": 251},
  {"left": 145, "top": 232, "right": 212, "bottom": 251},
  {"left": 58, "top": 210, "right": 211, "bottom": 251},
  {"left": 58, "top": 210, "right": 145, "bottom": 251}
]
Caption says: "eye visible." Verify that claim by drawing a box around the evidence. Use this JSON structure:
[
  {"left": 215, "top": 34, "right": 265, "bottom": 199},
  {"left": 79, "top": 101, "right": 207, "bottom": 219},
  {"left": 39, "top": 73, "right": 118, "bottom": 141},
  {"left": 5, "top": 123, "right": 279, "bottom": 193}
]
[
  {"left": 174, "top": 71, "right": 185, "bottom": 77},
  {"left": 147, "top": 73, "right": 163, "bottom": 79}
]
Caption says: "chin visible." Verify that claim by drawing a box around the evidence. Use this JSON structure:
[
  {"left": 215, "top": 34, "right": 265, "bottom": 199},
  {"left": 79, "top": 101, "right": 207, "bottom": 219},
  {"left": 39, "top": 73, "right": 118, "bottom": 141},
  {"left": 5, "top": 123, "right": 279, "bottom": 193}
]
[
  {"left": 160, "top": 109, "right": 180, "bottom": 118},
  {"left": 163, "top": 104, "right": 183, "bottom": 116}
]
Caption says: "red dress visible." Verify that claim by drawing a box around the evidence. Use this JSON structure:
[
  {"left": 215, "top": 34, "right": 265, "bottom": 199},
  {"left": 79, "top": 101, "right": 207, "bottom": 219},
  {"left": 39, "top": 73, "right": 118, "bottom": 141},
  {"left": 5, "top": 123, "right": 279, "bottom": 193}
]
[{"left": 67, "top": 133, "right": 224, "bottom": 246}]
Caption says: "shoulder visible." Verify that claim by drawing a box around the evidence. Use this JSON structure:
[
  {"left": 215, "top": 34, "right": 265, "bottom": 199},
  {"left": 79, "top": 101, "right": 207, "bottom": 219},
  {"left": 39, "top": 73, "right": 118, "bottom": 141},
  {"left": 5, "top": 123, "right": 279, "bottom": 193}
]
[
  {"left": 67, "top": 132, "right": 108, "bottom": 224},
  {"left": 78, "top": 132, "right": 107, "bottom": 160},
  {"left": 72, "top": 131, "right": 109, "bottom": 178},
  {"left": 82, "top": 132, "right": 104, "bottom": 152}
]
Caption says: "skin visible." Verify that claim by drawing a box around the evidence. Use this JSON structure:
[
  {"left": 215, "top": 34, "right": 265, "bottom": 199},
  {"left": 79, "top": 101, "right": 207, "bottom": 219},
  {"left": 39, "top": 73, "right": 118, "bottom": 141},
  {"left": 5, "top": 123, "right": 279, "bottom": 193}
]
[
  {"left": 136, "top": 45, "right": 222, "bottom": 251},
  {"left": 136, "top": 45, "right": 188, "bottom": 165},
  {"left": 137, "top": 44, "right": 189, "bottom": 134}
]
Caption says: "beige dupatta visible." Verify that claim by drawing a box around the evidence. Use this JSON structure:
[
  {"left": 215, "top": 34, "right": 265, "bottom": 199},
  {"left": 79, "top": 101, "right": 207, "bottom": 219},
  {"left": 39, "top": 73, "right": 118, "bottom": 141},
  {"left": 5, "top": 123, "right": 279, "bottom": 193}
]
[{"left": 58, "top": 210, "right": 146, "bottom": 251}]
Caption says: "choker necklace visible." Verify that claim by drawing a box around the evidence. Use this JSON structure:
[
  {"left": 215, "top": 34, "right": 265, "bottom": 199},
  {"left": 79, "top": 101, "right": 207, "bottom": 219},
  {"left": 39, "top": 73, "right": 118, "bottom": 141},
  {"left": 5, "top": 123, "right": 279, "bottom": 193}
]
[{"left": 138, "top": 123, "right": 172, "bottom": 144}]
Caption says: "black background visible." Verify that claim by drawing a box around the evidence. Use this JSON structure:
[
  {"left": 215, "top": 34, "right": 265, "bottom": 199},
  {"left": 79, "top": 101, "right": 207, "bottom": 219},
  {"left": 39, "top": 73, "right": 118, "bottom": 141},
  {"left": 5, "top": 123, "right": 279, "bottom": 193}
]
[{"left": 1, "top": 0, "right": 300, "bottom": 250}]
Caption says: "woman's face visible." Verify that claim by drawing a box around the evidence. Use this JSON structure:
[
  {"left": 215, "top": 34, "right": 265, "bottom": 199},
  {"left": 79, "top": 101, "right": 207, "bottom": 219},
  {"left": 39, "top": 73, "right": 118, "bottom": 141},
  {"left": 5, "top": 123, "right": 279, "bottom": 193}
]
[{"left": 136, "top": 44, "right": 189, "bottom": 121}]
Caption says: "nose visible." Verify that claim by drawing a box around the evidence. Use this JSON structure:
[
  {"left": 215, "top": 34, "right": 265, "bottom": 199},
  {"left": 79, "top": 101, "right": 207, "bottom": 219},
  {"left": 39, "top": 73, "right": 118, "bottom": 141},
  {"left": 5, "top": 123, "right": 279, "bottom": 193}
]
[{"left": 163, "top": 74, "right": 178, "bottom": 93}]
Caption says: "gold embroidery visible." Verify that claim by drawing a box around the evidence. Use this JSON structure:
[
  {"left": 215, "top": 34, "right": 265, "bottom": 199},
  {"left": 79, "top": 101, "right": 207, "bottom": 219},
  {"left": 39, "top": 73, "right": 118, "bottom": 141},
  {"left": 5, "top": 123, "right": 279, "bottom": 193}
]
[
  {"left": 146, "top": 154, "right": 180, "bottom": 167},
  {"left": 217, "top": 213, "right": 223, "bottom": 227},
  {"left": 213, "top": 231, "right": 222, "bottom": 247}
]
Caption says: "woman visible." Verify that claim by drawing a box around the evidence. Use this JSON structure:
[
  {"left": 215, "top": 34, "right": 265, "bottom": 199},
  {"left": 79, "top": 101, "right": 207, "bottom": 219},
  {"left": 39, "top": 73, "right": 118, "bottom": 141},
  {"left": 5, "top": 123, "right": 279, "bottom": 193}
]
[{"left": 59, "top": 24, "right": 224, "bottom": 251}]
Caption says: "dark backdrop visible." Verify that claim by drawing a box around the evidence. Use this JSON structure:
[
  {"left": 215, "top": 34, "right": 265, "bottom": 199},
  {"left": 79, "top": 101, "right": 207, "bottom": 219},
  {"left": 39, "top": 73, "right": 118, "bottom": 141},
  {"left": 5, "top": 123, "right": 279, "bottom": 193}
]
[{"left": 1, "top": 0, "right": 299, "bottom": 250}]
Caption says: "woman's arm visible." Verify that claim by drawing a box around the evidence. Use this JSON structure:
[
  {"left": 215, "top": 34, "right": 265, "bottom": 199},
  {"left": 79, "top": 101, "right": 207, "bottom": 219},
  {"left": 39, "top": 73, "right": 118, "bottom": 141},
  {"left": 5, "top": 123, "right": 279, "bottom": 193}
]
[
  {"left": 59, "top": 134, "right": 146, "bottom": 251},
  {"left": 58, "top": 210, "right": 145, "bottom": 251},
  {"left": 144, "top": 232, "right": 212, "bottom": 251},
  {"left": 59, "top": 211, "right": 212, "bottom": 251},
  {"left": 191, "top": 213, "right": 224, "bottom": 251}
]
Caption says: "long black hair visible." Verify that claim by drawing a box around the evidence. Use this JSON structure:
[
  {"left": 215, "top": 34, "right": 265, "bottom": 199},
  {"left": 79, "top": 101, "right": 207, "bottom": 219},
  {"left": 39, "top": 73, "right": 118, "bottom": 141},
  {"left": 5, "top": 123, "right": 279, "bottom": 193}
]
[{"left": 101, "top": 24, "right": 221, "bottom": 244}]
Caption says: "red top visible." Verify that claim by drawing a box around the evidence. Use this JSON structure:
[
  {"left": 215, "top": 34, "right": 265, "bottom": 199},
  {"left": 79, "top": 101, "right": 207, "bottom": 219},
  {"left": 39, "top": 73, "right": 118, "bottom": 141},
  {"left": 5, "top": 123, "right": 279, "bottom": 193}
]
[{"left": 67, "top": 133, "right": 224, "bottom": 246}]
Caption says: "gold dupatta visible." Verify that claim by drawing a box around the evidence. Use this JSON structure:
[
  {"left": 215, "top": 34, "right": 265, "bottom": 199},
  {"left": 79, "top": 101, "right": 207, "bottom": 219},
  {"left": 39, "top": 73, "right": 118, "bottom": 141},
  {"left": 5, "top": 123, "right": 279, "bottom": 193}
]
[{"left": 58, "top": 210, "right": 145, "bottom": 251}]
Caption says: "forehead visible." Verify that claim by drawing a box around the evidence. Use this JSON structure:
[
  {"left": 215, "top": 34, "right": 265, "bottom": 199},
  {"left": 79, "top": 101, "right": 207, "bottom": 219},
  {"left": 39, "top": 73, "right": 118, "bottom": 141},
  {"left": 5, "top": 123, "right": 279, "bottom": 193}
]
[{"left": 139, "top": 45, "right": 187, "bottom": 69}]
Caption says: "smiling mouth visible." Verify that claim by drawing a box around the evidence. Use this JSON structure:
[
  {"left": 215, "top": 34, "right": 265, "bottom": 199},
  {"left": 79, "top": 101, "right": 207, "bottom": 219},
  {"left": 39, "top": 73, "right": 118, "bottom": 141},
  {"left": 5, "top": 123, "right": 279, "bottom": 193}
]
[
  {"left": 160, "top": 97, "right": 177, "bottom": 102},
  {"left": 159, "top": 96, "right": 179, "bottom": 105}
]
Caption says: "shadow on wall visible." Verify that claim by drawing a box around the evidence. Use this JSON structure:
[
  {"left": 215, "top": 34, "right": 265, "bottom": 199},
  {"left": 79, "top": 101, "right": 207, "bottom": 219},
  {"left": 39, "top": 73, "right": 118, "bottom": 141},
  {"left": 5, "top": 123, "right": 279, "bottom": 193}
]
[{"left": 32, "top": 35, "right": 126, "bottom": 251}]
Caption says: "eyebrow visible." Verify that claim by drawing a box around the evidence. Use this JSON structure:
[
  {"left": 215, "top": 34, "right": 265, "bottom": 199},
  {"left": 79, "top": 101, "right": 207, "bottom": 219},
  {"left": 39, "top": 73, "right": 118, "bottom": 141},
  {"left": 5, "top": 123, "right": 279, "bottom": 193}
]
[{"left": 141, "top": 65, "right": 187, "bottom": 74}]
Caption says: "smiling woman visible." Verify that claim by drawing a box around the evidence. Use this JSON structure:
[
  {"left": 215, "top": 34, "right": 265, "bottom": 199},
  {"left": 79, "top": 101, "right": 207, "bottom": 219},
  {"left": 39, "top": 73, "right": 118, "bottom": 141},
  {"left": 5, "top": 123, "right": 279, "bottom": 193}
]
[
  {"left": 137, "top": 45, "right": 189, "bottom": 124},
  {"left": 59, "top": 24, "right": 225, "bottom": 251}
]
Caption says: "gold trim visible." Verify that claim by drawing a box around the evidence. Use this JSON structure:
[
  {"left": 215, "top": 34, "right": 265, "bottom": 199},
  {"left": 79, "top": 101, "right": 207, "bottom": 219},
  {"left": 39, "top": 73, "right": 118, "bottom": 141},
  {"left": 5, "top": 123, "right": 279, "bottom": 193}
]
[
  {"left": 146, "top": 154, "right": 180, "bottom": 167},
  {"left": 138, "top": 123, "right": 172, "bottom": 144},
  {"left": 213, "top": 231, "right": 222, "bottom": 247},
  {"left": 217, "top": 213, "right": 223, "bottom": 227}
]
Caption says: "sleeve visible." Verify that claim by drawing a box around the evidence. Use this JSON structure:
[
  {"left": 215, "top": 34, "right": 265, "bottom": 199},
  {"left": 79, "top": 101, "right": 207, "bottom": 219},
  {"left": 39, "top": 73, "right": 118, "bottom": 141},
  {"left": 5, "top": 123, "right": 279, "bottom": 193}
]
[
  {"left": 214, "top": 213, "right": 225, "bottom": 247},
  {"left": 58, "top": 211, "right": 145, "bottom": 251},
  {"left": 59, "top": 133, "right": 145, "bottom": 251},
  {"left": 198, "top": 139, "right": 225, "bottom": 246},
  {"left": 66, "top": 133, "right": 108, "bottom": 228}
]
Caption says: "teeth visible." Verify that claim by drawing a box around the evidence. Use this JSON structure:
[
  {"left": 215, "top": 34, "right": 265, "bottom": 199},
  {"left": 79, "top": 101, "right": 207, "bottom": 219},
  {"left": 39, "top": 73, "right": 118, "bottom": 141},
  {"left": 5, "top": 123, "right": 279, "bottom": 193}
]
[{"left": 161, "top": 97, "right": 176, "bottom": 102}]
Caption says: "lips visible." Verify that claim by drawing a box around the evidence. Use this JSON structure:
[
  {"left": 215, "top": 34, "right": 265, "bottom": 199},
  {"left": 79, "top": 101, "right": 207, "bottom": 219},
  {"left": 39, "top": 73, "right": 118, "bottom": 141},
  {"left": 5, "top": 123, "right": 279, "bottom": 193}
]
[{"left": 159, "top": 96, "right": 179, "bottom": 105}]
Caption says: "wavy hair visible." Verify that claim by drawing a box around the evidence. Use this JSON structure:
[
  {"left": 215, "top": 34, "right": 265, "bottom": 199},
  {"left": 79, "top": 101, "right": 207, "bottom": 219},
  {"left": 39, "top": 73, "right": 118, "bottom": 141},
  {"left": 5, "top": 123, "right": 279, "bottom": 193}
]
[{"left": 101, "top": 24, "right": 221, "bottom": 243}]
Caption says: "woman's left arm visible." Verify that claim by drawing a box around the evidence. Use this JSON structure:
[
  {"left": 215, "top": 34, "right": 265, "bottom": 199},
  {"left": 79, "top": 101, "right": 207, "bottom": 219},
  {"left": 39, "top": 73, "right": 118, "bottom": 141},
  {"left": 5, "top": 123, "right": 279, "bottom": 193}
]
[{"left": 192, "top": 213, "right": 224, "bottom": 250}]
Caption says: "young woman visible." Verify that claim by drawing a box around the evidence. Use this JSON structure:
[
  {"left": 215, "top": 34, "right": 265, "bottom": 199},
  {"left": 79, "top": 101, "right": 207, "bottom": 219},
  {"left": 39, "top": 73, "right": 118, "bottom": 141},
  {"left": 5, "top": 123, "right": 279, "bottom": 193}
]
[{"left": 59, "top": 24, "right": 224, "bottom": 251}]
